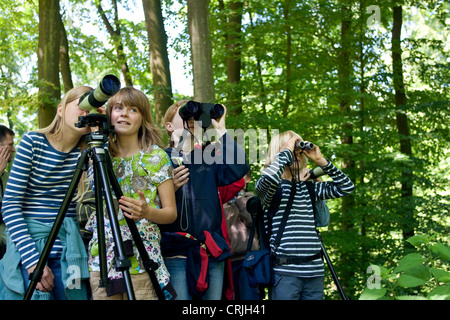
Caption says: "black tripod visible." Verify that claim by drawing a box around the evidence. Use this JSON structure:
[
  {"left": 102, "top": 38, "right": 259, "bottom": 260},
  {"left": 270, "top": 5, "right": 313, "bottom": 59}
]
[
  {"left": 24, "top": 114, "right": 164, "bottom": 300},
  {"left": 316, "top": 230, "right": 349, "bottom": 300}
]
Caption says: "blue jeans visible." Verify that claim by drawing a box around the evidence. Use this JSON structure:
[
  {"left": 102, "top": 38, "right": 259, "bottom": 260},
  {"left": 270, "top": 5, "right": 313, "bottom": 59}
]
[
  {"left": 269, "top": 273, "right": 324, "bottom": 300},
  {"left": 164, "top": 257, "right": 224, "bottom": 300},
  {"left": 232, "top": 259, "right": 260, "bottom": 300},
  {"left": 20, "top": 258, "right": 67, "bottom": 300}
]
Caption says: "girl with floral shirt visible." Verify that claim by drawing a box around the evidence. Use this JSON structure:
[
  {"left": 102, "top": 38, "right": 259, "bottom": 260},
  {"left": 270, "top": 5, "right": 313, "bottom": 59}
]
[{"left": 85, "top": 87, "right": 177, "bottom": 300}]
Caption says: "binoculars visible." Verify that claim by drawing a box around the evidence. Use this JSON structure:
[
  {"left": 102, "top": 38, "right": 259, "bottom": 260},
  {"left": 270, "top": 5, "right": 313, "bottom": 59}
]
[
  {"left": 178, "top": 101, "right": 224, "bottom": 129},
  {"left": 295, "top": 141, "right": 314, "bottom": 150}
]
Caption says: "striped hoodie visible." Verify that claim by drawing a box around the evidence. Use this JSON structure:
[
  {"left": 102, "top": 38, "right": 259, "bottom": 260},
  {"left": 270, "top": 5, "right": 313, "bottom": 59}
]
[
  {"left": 256, "top": 149, "right": 355, "bottom": 278},
  {"left": 1, "top": 132, "right": 80, "bottom": 270}
]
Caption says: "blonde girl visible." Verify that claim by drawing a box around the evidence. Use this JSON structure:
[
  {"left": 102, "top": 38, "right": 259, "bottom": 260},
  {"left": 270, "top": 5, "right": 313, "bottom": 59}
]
[
  {"left": 0, "top": 86, "right": 98, "bottom": 300},
  {"left": 256, "top": 131, "right": 355, "bottom": 300}
]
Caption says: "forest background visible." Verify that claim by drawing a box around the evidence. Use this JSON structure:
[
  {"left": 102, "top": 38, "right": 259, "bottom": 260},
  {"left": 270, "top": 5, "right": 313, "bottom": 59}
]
[{"left": 0, "top": 0, "right": 448, "bottom": 300}]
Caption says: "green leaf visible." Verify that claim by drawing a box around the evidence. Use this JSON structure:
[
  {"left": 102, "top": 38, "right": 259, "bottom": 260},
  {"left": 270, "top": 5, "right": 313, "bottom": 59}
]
[
  {"left": 427, "top": 284, "right": 450, "bottom": 300},
  {"left": 394, "top": 253, "right": 426, "bottom": 273},
  {"left": 431, "top": 243, "right": 450, "bottom": 261},
  {"left": 359, "top": 288, "right": 387, "bottom": 300},
  {"left": 404, "top": 265, "right": 430, "bottom": 281},
  {"left": 397, "top": 295, "right": 428, "bottom": 300},
  {"left": 397, "top": 274, "right": 427, "bottom": 288},
  {"left": 406, "top": 234, "right": 429, "bottom": 247},
  {"left": 430, "top": 268, "right": 450, "bottom": 283}
]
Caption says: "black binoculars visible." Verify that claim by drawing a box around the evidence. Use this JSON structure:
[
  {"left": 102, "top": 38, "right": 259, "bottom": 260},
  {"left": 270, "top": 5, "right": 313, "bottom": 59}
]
[
  {"left": 178, "top": 101, "right": 224, "bottom": 129},
  {"left": 295, "top": 141, "right": 314, "bottom": 150}
]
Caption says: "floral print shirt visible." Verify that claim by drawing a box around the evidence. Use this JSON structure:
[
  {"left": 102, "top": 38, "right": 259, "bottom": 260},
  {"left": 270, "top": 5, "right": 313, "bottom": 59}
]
[{"left": 86, "top": 146, "right": 173, "bottom": 289}]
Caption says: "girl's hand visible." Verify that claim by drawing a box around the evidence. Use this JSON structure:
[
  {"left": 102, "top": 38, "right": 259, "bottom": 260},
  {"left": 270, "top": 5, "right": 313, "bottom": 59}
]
[
  {"left": 299, "top": 167, "right": 311, "bottom": 181},
  {"left": 173, "top": 165, "right": 189, "bottom": 191},
  {"left": 0, "top": 146, "right": 11, "bottom": 173},
  {"left": 119, "top": 191, "right": 152, "bottom": 220},
  {"left": 28, "top": 264, "right": 55, "bottom": 292},
  {"left": 302, "top": 143, "right": 328, "bottom": 166},
  {"left": 282, "top": 136, "right": 301, "bottom": 155},
  {"left": 211, "top": 104, "right": 227, "bottom": 137}
]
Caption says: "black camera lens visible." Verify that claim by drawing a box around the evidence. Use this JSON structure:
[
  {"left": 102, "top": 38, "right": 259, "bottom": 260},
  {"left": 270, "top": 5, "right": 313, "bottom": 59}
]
[{"left": 79, "top": 74, "right": 121, "bottom": 111}]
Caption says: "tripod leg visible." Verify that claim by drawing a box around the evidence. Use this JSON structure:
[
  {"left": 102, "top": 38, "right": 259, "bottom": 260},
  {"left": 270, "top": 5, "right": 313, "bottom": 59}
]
[
  {"left": 93, "top": 166, "right": 110, "bottom": 288},
  {"left": 92, "top": 147, "right": 135, "bottom": 300},
  {"left": 24, "top": 149, "right": 89, "bottom": 300},
  {"left": 105, "top": 151, "right": 165, "bottom": 300},
  {"left": 317, "top": 230, "right": 348, "bottom": 300}
]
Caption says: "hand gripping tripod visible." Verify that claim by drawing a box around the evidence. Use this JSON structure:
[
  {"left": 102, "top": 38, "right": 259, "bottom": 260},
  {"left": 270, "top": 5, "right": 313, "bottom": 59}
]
[{"left": 24, "top": 114, "right": 164, "bottom": 300}]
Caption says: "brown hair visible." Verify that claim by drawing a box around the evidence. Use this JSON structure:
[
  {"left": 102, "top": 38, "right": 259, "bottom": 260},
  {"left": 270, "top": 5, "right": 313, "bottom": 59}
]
[{"left": 106, "top": 87, "right": 163, "bottom": 156}]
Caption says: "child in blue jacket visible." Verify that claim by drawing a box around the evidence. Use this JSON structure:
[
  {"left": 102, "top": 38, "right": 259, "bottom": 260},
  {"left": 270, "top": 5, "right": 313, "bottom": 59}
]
[{"left": 161, "top": 100, "right": 249, "bottom": 300}]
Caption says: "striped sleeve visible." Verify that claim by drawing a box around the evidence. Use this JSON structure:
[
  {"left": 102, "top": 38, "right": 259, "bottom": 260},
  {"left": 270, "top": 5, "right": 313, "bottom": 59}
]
[
  {"left": 255, "top": 149, "right": 293, "bottom": 209},
  {"left": 314, "top": 161, "right": 355, "bottom": 201},
  {"left": 2, "top": 132, "right": 80, "bottom": 270},
  {"left": 2, "top": 133, "right": 41, "bottom": 268}
]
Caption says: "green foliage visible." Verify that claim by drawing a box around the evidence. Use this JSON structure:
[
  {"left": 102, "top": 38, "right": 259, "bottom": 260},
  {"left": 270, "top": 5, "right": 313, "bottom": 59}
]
[
  {"left": 0, "top": 0, "right": 449, "bottom": 300},
  {"left": 360, "top": 234, "right": 450, "bottom": 300}
]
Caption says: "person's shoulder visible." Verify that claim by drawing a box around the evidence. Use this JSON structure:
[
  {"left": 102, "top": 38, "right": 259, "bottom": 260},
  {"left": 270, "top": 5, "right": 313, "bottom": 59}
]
[
  {"left": 23, "top": 131, "right": 43, "bottom": 139},
  {"left": 19, "top": 131, "right": 45, "bottom": 146},
  {"left": 143, "top": 146, "right": 171, "bottom": 165}
]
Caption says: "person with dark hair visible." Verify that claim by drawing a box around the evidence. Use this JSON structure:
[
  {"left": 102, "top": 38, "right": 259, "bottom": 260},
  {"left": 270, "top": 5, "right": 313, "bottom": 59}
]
[{"left": 0, "top": 125, "right": 15, "bottom": 259}]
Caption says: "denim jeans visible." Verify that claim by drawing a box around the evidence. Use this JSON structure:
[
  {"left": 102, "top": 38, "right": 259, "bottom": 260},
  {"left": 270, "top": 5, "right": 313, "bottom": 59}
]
[
  {"left": 164, "top": 257, "right": 224, "bottom": 300},
  {"left": 269, "top": 273, "right": 324, "bottom": 300}
]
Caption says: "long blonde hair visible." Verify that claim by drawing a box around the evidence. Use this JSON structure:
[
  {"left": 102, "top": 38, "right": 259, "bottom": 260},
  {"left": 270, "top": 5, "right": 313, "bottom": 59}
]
[
  {"left": 106, "top": 87, "right": 163, "bottom": 156},
  {"left": 265, "top": 131, "right": 308, "bottom": 171},
  {"left": 36, "top": 86, "right": 93, "bottom": 144},
  {"left": 41, "top": 86, "right": 93, "bottom": 201}
]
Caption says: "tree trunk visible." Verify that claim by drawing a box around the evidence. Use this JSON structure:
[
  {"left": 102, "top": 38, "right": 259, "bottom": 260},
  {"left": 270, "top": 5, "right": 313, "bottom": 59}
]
[
  {"left": 337, "top": 0, "right": 356, "bottom": 298},
  {"left": 392, "top": 5, "right": 414, "bottom": 240},
  {"left": 221, "top": 0, "right": 243, "bottom": 116},
  {"left": 338, "top": 2, "right": 355, "bottom": 221},
  {"left": 38, "top": 0, "right": 61, "bottom": 128},
  {"left": 59, "top": 12, "right": 73, "bottom": 93},
  {"left": 187, "top": 0, "right": 214, "bottom": 103},
  {"left": 142, "top": 0, "right": 173, "bottom": 126},
  {"left": 248, "top": 10, "right": 267, "bottom": 114},
  {"left": 97, "top": 0, "right": 133, "bottom": 87},
  {"left": 282, "top": 0, "right": 292, "bottom": 118}
]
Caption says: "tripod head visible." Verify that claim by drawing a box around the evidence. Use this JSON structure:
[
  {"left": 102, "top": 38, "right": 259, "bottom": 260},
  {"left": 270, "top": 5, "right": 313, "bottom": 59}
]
[{"left": 75, "top": 113, "right": 114, "bottom": 146}]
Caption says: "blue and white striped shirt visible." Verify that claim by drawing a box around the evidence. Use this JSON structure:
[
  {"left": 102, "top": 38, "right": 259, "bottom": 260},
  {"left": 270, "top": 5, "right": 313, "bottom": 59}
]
[
  {"left": 256, "top": 149, "right": 355, "bottom": 278},
  {"left": 1, "top": 132, "right": 80, "bottom": 269}
]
